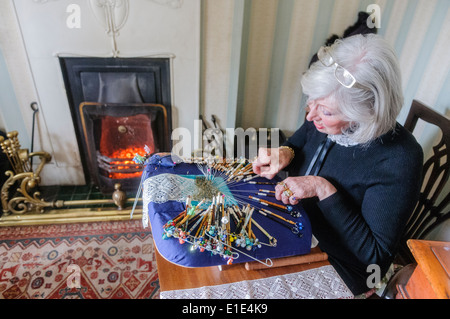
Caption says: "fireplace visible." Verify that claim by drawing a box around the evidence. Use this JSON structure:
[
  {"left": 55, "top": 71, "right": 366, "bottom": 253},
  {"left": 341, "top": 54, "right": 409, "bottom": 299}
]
[{"left": 59, "top": 58, "right": 172, "bottom": 193}]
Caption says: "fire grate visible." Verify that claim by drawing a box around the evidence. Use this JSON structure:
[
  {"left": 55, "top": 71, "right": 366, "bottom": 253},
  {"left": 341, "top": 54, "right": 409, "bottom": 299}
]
[
  {"left": 97, "top": 151, "right": 143, "bottom": 179},
  {"left": 79, "top": 102, "right": 170, "bottom": 193}
]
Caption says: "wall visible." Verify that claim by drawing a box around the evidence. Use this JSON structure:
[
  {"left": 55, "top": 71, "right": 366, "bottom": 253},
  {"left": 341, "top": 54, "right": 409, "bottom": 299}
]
[{"left": 0, "top": 48, "right": 29, "bottom": 146}]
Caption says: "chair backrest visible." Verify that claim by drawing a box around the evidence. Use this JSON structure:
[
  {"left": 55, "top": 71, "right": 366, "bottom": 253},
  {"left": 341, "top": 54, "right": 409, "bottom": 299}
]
[{"left": 399, "top": 100, "right": 450, "bottom": 263}]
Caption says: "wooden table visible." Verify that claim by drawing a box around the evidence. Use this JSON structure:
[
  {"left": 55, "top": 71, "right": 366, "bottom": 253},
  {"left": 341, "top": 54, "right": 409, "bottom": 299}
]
[
  {"left": 155, "top": 245, "right": 330, "bottom": 292},
  {"left": 396, "top": 239, "right": 450, "bottom": 299}
]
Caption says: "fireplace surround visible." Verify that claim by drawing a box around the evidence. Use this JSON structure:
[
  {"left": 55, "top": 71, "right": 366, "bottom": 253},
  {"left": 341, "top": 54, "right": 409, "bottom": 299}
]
[{"left": 60, "top": 57, "right": 172, "bottom": 193}]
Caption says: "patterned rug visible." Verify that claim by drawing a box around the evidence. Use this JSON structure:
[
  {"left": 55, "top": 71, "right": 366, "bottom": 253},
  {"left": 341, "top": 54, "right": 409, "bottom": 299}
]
[{"left": 0, "top": 220, "right": 159, "bottom": 299}]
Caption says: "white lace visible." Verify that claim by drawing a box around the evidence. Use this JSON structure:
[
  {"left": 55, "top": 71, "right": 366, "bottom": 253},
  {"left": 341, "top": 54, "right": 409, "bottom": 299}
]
[
  {"left": 143, "top": 173, "right": 196, "bottom": 204},
  {"left": 141, "top": 173, "right": 237, "bottom": 228},
  {"left": 160, "top": 264, "right": 353, "bottom": 299},
  {"left": 142, "top": 174, "right": 197, "bottom": 228},
  {"left": 327, "top": 133, "right": 359, "bottom": 147}
]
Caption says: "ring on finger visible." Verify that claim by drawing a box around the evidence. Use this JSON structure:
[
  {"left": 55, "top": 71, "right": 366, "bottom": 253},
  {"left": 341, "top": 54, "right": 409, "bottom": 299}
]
[{"left": 283, "top": 189, "right": 293, "bottom": 197}]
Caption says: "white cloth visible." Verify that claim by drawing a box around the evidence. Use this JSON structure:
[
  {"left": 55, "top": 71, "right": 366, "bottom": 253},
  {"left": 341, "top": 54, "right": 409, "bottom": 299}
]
[
  {"left": 160, "top": 265, "right": 353, "bottom": 299},
  {"left": 327, "top": 134, "right": 359, "bottom": 147}
]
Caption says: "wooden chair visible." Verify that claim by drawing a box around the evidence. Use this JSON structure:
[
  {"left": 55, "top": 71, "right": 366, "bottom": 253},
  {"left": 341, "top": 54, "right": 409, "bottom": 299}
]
[
  {"left": 399, "top": 100, "right": 450, "bottom": 263},
  {"left": 381, "top": 100, "right": 450, "bottom": 298}
]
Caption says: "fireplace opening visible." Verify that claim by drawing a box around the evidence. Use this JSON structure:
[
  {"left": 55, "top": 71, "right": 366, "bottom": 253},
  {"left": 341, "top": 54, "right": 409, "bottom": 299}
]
[
  {"left": 98, "top": 114, "right": 155, "bottom": 180},
  {"left": 60, "top": 57, "right": 172, "bottom": 193},
  {"left": 80, "top": 102, "right": 169, "bottom": 193}
]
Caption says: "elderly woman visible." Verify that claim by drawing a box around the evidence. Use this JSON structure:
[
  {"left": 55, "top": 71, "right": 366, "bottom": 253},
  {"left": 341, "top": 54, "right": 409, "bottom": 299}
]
[{"left": 253, "top": 34, "right": 423, "bottom": 296}]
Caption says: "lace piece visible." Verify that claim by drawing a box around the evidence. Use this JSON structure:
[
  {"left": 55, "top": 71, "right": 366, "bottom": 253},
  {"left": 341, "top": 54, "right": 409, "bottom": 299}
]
[
  {"left": 141, "top": 174, "right": 195, "bottom": 228},
  {"left": 141, "top": 173, "right": 237, "bottom": 228},
  {"left": 327, "top": 134, "right": 359, "bottom": 147},
  {"left": 144, "top": 173, "right": 196, "bottom": 204},
  {"left": 160, "top": 265, "right": 353, "bottom": 299}
]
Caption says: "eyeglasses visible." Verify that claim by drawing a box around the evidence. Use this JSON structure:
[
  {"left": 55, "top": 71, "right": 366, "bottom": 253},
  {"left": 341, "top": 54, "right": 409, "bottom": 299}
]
[{"left": 317, "top": 46, "right": 356, "bottom": 88}]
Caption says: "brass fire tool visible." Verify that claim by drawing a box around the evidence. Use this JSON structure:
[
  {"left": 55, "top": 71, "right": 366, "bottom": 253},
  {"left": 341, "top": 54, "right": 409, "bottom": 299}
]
[{"left": 0, "top": 131, "right": 142, "bottom": 226}]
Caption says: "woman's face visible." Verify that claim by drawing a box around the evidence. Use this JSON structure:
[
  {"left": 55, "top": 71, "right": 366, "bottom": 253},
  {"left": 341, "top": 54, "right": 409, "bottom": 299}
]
[{"left": 306, "top": 97, "right": 349, "bottom": 135}]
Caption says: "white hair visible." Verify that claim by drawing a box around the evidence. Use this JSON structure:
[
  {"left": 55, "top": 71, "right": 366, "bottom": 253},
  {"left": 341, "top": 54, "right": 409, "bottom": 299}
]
[{"left": 301, "top": 34, "right": 403, "bottom": 144}]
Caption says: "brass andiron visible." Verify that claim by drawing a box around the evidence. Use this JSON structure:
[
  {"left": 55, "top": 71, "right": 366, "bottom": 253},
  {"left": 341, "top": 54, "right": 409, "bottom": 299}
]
[
  {"left": 0, "top": 131, "right": 52, "bottom": 214},
  {"left": 0, "top": 131, "right": 142, "bottom": 226}
]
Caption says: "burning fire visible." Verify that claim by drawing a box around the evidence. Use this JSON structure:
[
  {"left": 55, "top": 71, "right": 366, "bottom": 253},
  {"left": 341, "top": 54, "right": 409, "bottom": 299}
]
[{"left": 107, "top": 146, "right": 147, "bottom": 179}]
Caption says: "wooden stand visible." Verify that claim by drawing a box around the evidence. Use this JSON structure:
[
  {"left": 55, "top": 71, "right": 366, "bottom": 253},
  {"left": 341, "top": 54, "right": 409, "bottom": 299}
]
[
  {"left": 244, "top": 246, "right": 328, "bottom": 270},
  {"left": 155, "top": 244, "right": 330, "bottom": 292},
  {"left": 396, "top": 239, "right": 450, "bottom": 299}
]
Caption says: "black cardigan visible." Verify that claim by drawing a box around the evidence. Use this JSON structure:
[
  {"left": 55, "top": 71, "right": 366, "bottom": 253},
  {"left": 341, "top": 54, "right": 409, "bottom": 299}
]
[{"left": 283, "top": 120, "right": 423, "bottom": 295}]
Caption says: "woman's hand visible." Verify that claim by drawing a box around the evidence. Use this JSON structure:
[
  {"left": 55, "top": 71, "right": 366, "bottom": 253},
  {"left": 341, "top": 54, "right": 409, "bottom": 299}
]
[
  {"left": 252, "top": 147, "right": 294, "bottom": 179},
  {"left": 275, "top": 176, "right": 337, "bottom": 204}
]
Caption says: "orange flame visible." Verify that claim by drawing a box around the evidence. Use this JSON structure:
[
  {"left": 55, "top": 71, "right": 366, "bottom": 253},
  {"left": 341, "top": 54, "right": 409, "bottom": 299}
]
[{"left": 107, "top": 147, "right": 147, "bottom": 179}]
